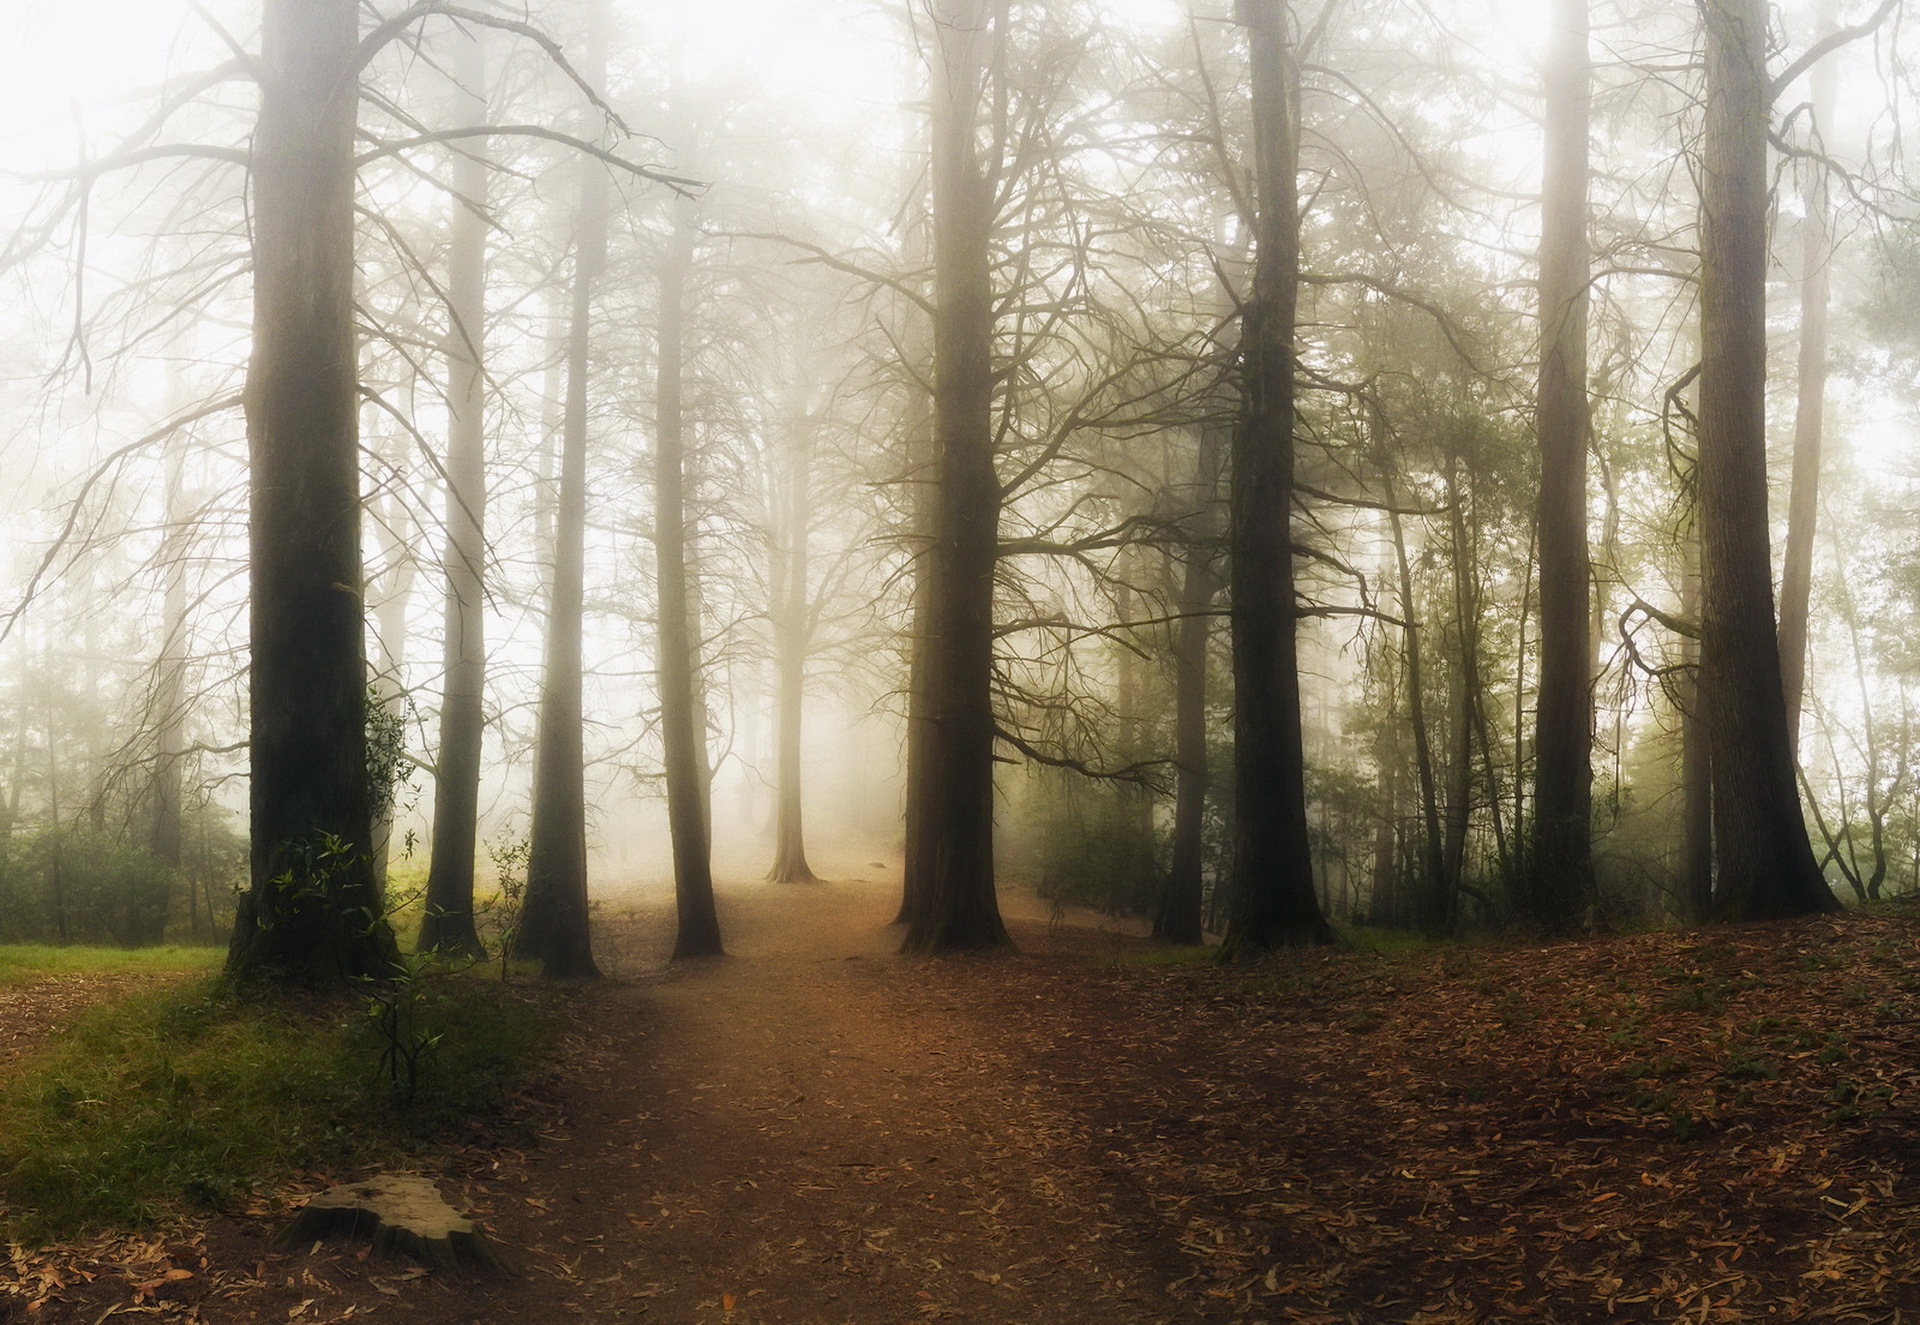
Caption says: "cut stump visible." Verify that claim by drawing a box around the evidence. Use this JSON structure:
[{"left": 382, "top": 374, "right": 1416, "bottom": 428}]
[{"left": 279, "top": 1174, "right": 507, "bottom": 1274}]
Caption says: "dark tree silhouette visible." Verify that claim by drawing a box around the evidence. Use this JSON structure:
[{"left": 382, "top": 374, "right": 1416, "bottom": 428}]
[
  {"left": 1153, "top": 425, "right": 1224, "bottom": 947},
  {"left": 658, "top": 189, "right": 725, "bottom": 960},
  {"left": 418, "top": 29, "right": 490, "bottom": 960},
  {"left": 1221, "top": 0, "right": 1333, "bottom": 955},
  {"left": 902, "top": 0, "right": 1011, "bottom": 955},
  {"left": 513, "top": 4, "right": 609, "bottom": 980},
  {"left": 1695, "top": 0, "right": 1837, "bottom": 920},
  {"left": 1528, "top": 0, "right": 1595, "bottom": 929},
  {"left": 227, "top": 0, "right": 398, "bottom": 984}
]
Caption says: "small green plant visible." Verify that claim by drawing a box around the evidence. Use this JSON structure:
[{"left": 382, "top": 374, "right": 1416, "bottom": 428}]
[
  {"left": 366, "top": 683, "right": 415, "bottom": 827},
  {"left": 1721, "top": 1048, "right": 1779, "bottom": 1081},
  {"left": 1606, "top": 1013, "right": 1648, "bottom": 1050},
  {"left": 1623, "top": 1079, "right": 1679, "bottom": 1114},
  {"left": 483, "top": 835, "right": 532, "bottom": 982},
  {"left": 1624, "top": 1053, "right": 1690, "bottom": 1080},
  {"left": 1825, "top": 1079, "right": 1893, "bottom": 1124},
  {"left": 1656, "top": 973, "right": 1755, "bottom": 1016},
  {"left": 362, "top": 948, "right": 446, "bottom": 1108},
  {"left": 1495, "top": 989, "right": 1532, "bottom": 1026}
]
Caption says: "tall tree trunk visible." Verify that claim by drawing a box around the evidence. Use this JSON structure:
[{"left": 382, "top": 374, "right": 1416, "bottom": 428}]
[
  {"left": 902, "top": 0, "right": 1010, "bottom": 954},
  {"left": 766, "top": 395, "right": 818, "bottom": 885},
  {"left": 659, "top": 191, "right": 725, "bottom": 958},
  {"left": 419, "top": 30, "right": 490, "bottom": 959},
  {"left": 1696, "top": 0, "right": 1837, "bottom": 918},
  {"left": 1529, "top": 0, "right": 1595, "bottom": 929},
  {"left": 1221, "top": 0, "right": 1333, "bottom": 955},
  {"left": 1439, "top": 457, "right": 1477, "bottom": 928},
  {"left": 1383, "top": 459, "right": 1448, "bottom": 935},
  {"left": 1678, "top": 541, "right": 1713, "bottom": 919},
  {"left": 1778, "top": 0, "right": 1838, "bottom": 757},
  {"left": 896, "top": 392, "right": 936, "bottom": 925},
  {"left": 514, "top": 2, "right": 608, "bottom": 978},
  {"left": 228, "top": 0, "right": 396, "bottom": 984},
  {"left": 895, "top": 163, "right": 937, "bottom": 927},
  {"left": 1154, "top": 425, "right": 1226, "bottom": 945},
  {"left": 368, "top": 495, "right": 416, "bottom": 901},
  {"left": 1367, "top": 722, "right": 1403, "bottom": 928}
]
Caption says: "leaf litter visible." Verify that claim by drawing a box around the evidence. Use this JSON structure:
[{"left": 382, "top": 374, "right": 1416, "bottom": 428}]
[{"left": 5, "top": 887, "right": 1920, "bottom": 1322}]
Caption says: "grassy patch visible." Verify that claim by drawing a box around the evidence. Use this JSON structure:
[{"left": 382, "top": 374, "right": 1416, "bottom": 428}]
[
  {"left": 0, "top": 971, "right": 553, "bottom": 1241},
  {"left": 0, "top": 945, "right": 223, "bottom": 986}
]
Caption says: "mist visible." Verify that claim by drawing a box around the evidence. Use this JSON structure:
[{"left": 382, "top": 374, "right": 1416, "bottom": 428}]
[
  {"left": 8, "top": 0, "right": 1920, "bottom": 1317},
  {"left": 4, "top": 0, "right": 1920, "bottom": 954}
]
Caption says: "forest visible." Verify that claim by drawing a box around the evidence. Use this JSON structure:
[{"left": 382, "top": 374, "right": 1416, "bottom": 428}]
[{"left": 2, "top": 0, "right": 1920, "bottom": 1320}]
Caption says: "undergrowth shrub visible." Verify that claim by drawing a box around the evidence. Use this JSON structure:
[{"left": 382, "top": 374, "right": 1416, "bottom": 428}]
[{"left": 0, "top": 972, "right": 552, "bottom": 1241}]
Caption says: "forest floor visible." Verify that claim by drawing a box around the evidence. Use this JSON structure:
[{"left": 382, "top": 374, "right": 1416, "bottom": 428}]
[{"left": 7, "top": 855, "right": 1920, "bottom": 1324}]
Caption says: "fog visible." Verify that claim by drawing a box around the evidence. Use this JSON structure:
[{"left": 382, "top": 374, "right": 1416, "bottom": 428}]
[{"left": 0, "top": 0, "right": 1916, "bottom": 961}]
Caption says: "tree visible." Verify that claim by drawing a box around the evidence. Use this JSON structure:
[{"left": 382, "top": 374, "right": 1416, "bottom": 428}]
[
  {"left": 1777, "top": 0, "right": 1839, "bottom": 755},
  {"left": 657, "top": 188, "right": 725, "bottom": 960},
  {"left": 1694, "top": 0, "right": 1837, "bottom": 919},
  {"left": 765, "top": 375, "right": 821, "bottom": 886},
  {"left": 1153, "top": 425, "right": 1225, "bottom": 946},
  {"left": 1220, "top": 0, "right": 1334, "bottom": 955},
  {"left": 902, "top": 0, "right": 1012, "bottom": 955},
  {"left": 418, "top": 29, "right": 491, "bottom": 960},
  {"left": 513, "top": 2, "right": 609, "bottom": 980},
  {"left": 1528, "top": 0, "right": 1595, "bottom": 930},
  {"left": 227, "top": 0, "right": 398, "bottom": 984}
]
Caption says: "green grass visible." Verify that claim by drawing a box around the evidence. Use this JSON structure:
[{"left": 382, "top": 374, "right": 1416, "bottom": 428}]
[
  {"left": 0, "top": 970, "right": 553, "bottom": 1241},
  {"left": 0, "top": 944, "right": 223, "bottom": 985}
]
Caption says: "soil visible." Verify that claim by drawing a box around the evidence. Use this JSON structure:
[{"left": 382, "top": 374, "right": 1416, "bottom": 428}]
[{"left": 7, "top": 859, "right": 1920, "bottom": 1324}]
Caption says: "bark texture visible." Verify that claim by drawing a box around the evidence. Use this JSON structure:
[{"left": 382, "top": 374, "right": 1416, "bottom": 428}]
[
  {"left": 418, "top": 31, "right": 490, "bottom": 960},
  {"left": 766, "top": 394, "right": 818, "bottom": 885},
  {"left": 658, "top": 191, "right": 725, "bottom": 960},
  {"left": 902, "top": 0, "right": 1011, "bottom": 955},
  {"left": 1778, "top": 0, "right": 1837, "bottom": 755},
  {"left": 1221, "top": 0, "right": 1334, "bottom": 955},
  {"left": 1679, "top": 549, "right": 1714, "bottom": 919},
  {"left": 514, "top": 4, "right": 609, "bottom": 978},
  {"left": 1696, "top": 0, "right": 1837, "bottom": 919},
  {"left": 1529, "top": 0, "right": 1595, "bottom": 929},
  {"left": 1153, "top": 426, "right": 1225, "bottom": 946},
  {"left": 228, "top": 0, "right": 397, "bottom": 984}
]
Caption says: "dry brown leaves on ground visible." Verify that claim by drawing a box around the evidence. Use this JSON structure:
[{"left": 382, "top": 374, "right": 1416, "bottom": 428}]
[
  {"left": 917, "top": 906, "right": 1920, "bottom": 1322},
  {"left": 6, "top": 888, "right": 1920, "bottom": 1324}
]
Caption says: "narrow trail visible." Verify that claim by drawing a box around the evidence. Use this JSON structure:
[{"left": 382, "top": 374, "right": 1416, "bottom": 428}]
[{"left": 396, "top": 870, "right": 1180, "bottom": 1325}]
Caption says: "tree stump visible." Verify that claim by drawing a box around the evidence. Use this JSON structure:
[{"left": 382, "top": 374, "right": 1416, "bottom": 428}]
[{"left": 279, "top": 1174, "right": 507, "bottom": 1274}]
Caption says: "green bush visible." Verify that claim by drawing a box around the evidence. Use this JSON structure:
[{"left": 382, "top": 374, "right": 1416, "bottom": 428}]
[
  {"left": 1033, "top": 774, "right": 1161, "bottom": 917},
  {"left": 4, "top": 825, "right": 176, "bottom": 947}
]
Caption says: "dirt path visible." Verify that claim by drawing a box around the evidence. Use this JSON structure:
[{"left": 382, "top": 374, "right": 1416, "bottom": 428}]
[
  {"left": 459, "top": 874, "right": 1169, "bottom": 1324},
  {"left": 116, "top": 869, "right": 1186, "bottom": 1325}
]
